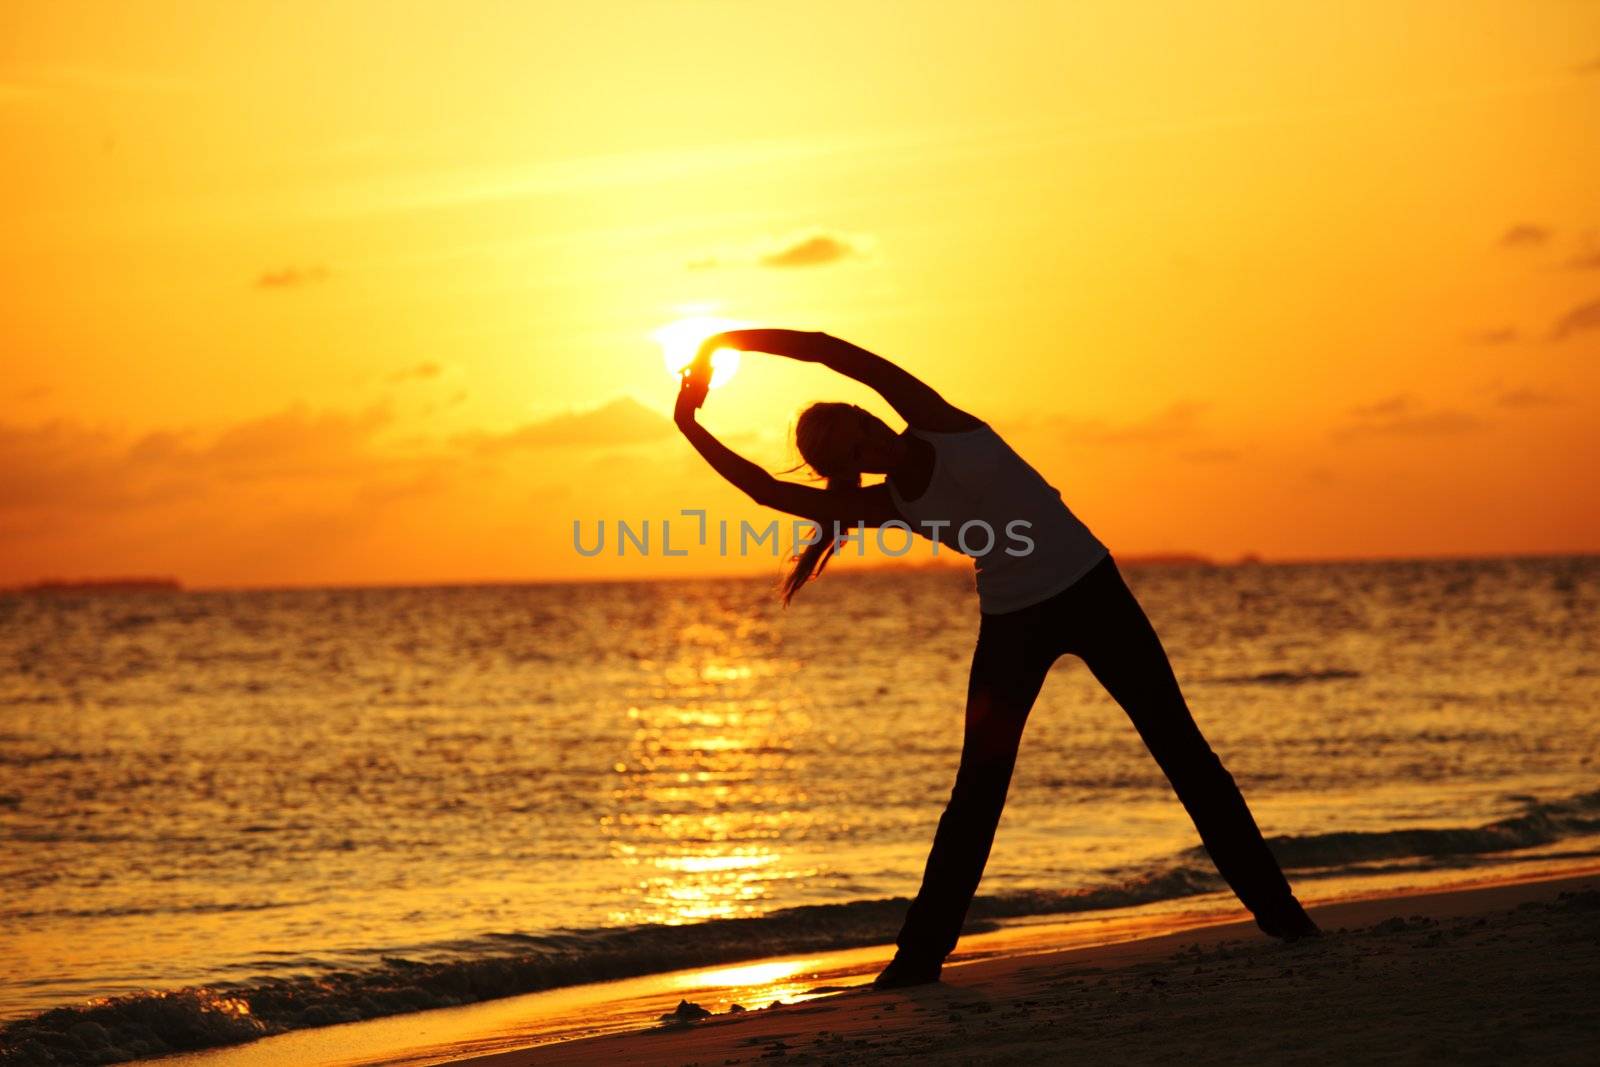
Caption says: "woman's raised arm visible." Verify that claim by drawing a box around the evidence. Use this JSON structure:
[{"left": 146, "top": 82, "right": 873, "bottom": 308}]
[
  {"left": 697, "top": 329, "right": 982, "bottom": 432},
  {"left": 674, "top": 381, "right": 899, "bottom": 527}
]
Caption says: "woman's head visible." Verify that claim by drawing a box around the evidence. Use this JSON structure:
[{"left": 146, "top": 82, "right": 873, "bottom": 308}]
[
  {"left": 780, "top": 402, "right": 903, "bottom": 606},
  {"left": 794, "top": 402, "right": 903, "bottom": 477}
]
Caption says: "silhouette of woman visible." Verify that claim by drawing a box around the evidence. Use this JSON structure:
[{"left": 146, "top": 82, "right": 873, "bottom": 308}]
[{"left": 673, "top": 329, "right": 1320, "bottom": 989}]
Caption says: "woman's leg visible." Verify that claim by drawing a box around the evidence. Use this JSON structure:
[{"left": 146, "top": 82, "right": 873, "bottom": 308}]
[
  {"left": 880, "top": 612, "right": 1057, "bottom": 983},
  {"left": 1062, "top": 559, "right": 1316, "bottom": 936}
]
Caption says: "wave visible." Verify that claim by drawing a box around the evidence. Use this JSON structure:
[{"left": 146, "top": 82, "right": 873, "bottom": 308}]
[
  {"left": 7, "top": 900, "right": 302, "bottom": 922},
  {"left": 1240, "top": 788, "right": 1600, "bottom": 869},
  {"left": 0, "top": 867, "right": 1227, "bottom": 1067},
  {"left": 3, "top": 788, "right": 1597, "bottom": 1066},
  {"left": 1203, "top": 668, "right": 1362, "bottom": 686}
]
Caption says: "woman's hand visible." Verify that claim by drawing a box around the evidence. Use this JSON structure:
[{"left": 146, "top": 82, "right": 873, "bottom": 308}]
[{"left": 674, "top": 367, "right": 708, "bottom": 429}]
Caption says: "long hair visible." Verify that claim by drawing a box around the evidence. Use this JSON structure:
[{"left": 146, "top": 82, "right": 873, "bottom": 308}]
[{"left": 780, "top": 403, "right": 862, "bottom": 606}]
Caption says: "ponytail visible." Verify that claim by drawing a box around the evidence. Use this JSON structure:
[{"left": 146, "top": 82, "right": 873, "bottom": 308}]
[{"left": 779, "top": 469, "right": 860, "bottom": 605}]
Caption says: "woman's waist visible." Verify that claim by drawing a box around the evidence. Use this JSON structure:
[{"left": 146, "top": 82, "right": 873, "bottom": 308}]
[
  {"left": 972, "top": 527, "right": 1108, "bottom": 574},
  {"left": 974, "top": 545, "right": 1114, "bottom": 616},
  {"left": 895, "top": 494, "right": 1090, "bottom": 538}
]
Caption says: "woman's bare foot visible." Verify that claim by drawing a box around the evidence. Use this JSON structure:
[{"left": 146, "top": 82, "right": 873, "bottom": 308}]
[
  {"left": 1256, "top": 899, "right": 1323, "bottom": 941},
  {"left": 870, "top": 953, "right": 943, "bottom": 989}
]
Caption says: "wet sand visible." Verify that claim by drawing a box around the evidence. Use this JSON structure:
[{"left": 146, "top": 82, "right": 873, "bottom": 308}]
[{"left": 452, "top": 869, "right": 1600, "bottom": 1067}]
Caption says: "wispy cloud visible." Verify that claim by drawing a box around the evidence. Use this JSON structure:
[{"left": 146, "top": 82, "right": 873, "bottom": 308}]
[
  {"left": 688, "top": 229, "right": 872, "bottom": 271},
  {"left": 1497, "top": 223, "right": 1551, "bottom": 248},
  {"left": 1467, "top": 326, "right": 1518, "bottom": 345},
  {"left": 312, "top": 134, "right": 892, "bottom": 219},
  {"left": 756, "top": 231, "right": 867, "bottom": 268},
  {"left": 0, "top": 403, "right": 398, "bottom": 516},
  {"left": 388, "top": 362, "right": 443, "bottom": 384},
  {"left": 255, "top": 265, "right": 330, "bottom": 290},
  {"left": 1565, "top": 238, "right": 1600, "bottom": 271},
  {"left": 1304, "top": 465, "right": 1337, "bottom": 486},
  {"left": 0, "top": 395, "right": 677, "bottom": 555},
  {"left": 1009, "top": 401, "right": 1208, "bottom": 446},
  {"left": 1077, "top": 400, "right": 1208, "bottom": 443},
  {"left": 1494, "top": 386, "right": 1563, "bottom": 408},
  {"left": 0, "top": 396, "right": 671, "bottom": 528},
  {"left": 1549, "top": 297, "right": 1600, "bottom": 341},
  {"left": 1349, "top": 395, "right": 1413, "bottom": 418},
  {"left": 465, "top": 396, "right": 674, "bottom": 452},
  {"left": 1332, "top": 394, "right": 1484, "bottom": 439}
]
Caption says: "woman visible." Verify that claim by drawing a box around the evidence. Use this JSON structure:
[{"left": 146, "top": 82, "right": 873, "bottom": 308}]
[{"left": 673, "top": 328, "right": 1320, "bottom": 989}]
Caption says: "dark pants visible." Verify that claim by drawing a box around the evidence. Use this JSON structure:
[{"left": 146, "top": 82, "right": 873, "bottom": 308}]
[{"left": 894, "top": 553, "right": 1300, "bottom": 962}]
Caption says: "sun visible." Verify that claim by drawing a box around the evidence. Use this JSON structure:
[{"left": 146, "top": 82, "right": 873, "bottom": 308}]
[{"left": 653, "top": 316, "right": 745, "bottom": 389}]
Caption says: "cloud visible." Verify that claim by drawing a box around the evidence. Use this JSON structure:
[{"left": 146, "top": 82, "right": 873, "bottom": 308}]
[
  {"left": 0, "top": 420, "right": 135, "bottom": 511},
  {"left": 689, "top": 229, "right": 872, "bottom": 271},
  {"left": 1467, "top": 326, "right": 1518, "bottom": 345},
  {"left": 388, "top": 361, "right": 443, "bottom": 384},
  {"left": 1076, "top": 400, "right": 1207, "bottom": 443},
  {"left": 1549, "top": 297, "right": 1600, "bottom": 341},
  {"left": 1007, "top": 401, "right": 1208, "bottom": 447},
  {"left": 0, "top": 395, "right": 669, "bottom": 531},
  {"left": 1332, "top": 394, "right": 1484, "bottom": 440},
  {"left": 0, "top": 403, "right": 401, "bottom": 518},
  {"left": 0, "top": 391, "right": 711, "bottom": 586},
  {"left": 1348, "top": 395, "right": 1411, "bottom": 418},
  {"left": 198, "top": 403, "right": 393, "bottom": 478},
  {"left": 1494, "top": 387, "right": 1563, "bottom": 408},
  {"left": 0, "top": 402, "right": 487, "bottom": 587},
  {"left": 255, "top": 265, "right": 330, "bottom": 290},
  {"left": 1497, "top": 223, "right": 1551, "bottom": 248},
  {"left": 757, "top": 231, "right": 865, "bottom": 268},
  {"left": 1304, "top": 466, "right": 1337, "bottom": 486},
  {"left": 1561, "top": 239, "right": 1600, "bottom": 271},
  {"left": 466, "top": 396, "right": 674, "bottom": 452}
]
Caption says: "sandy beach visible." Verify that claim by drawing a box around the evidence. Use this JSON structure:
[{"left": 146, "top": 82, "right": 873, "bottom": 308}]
[{"left": 448, "top": 868, "right": 1600, "bottom": 1067}]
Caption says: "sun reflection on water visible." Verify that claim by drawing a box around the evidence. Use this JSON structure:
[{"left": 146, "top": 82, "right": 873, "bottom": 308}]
[
  {"left": 664, "top": 956, "right": 826, "bottom": 1010},
  {"left": 678, "top": 960, "right": 806, "bottom": 988},
  {"left": 601, "top": 616, "right": 817, "bottom": 926}
]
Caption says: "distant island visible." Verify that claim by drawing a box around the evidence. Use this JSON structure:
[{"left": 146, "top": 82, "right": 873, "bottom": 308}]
[
  {"left": 6, "top": 577, "right": 184, "bottom": 595},
  {"left": 1117, "top": 552, "right": 1217, "bottom": 567},
  {"left": 835, "top": 551, "right": 1228, "bottom": 574}
]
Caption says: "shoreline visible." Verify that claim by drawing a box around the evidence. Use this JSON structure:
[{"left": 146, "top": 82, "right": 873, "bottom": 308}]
[
  {"left": 6, "top": 863, "right": 1593, "bottom": 1062},
  {"left": 109, "top": 860, "right": 1600, "bottom": 1067},
  {"left": 448, "top": 865, "right": 1600, "bottom": 1067}
]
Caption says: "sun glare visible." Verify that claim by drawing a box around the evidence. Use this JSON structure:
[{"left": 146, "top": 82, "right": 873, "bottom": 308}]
[{"left": 654, "top": 316, "right": 745, "bottom": 389}]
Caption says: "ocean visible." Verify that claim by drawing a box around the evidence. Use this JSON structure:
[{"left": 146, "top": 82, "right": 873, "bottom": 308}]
[{"left": 2, "top": 555, "right": 1597, "bottom": 1060}]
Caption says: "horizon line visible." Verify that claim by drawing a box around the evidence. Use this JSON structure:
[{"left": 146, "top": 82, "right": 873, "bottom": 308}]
[{"left": 5, "top": 547, "right": 1596, "bottom": 596}]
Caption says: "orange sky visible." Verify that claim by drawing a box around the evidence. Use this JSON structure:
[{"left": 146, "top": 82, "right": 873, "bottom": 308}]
[{"left": 2, "top": 2, "right": 1598, "bottom": 588}]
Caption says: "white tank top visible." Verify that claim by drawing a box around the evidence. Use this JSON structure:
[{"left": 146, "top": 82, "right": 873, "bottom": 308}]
[{"left": 886, "top": 423, "right": 1109, "bottom": 615}]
